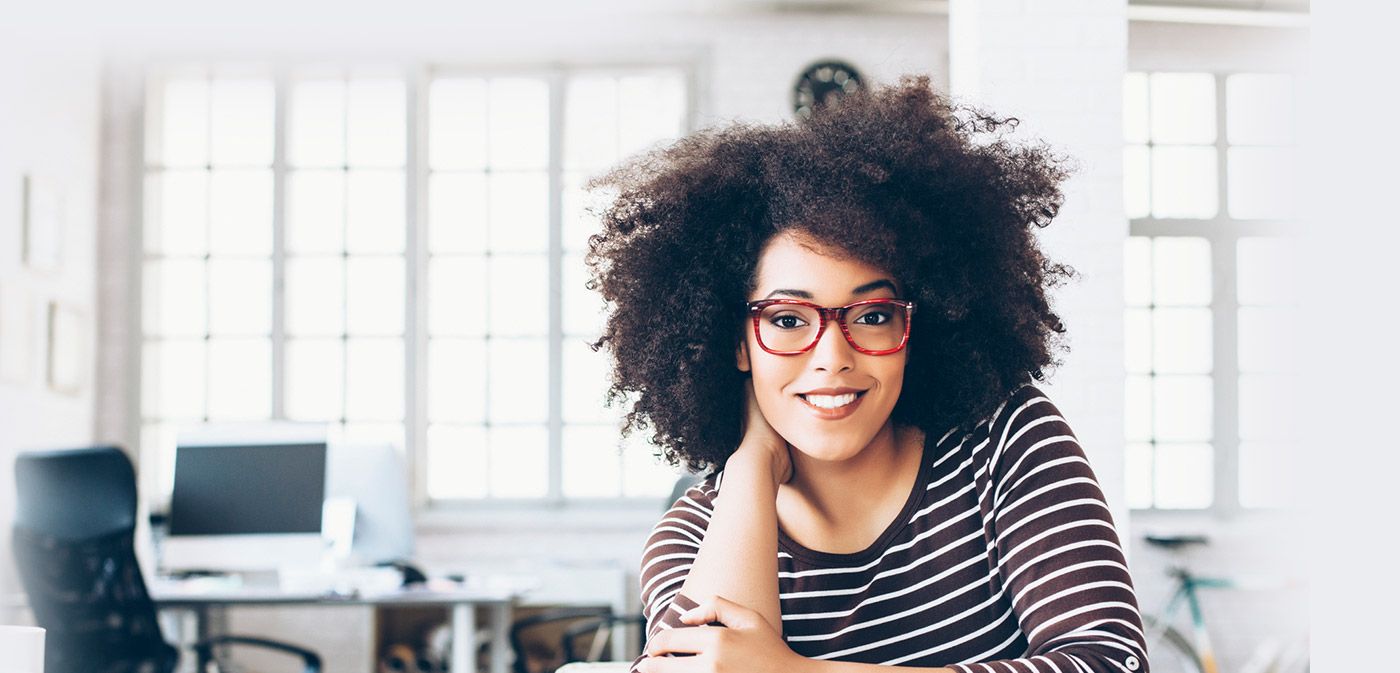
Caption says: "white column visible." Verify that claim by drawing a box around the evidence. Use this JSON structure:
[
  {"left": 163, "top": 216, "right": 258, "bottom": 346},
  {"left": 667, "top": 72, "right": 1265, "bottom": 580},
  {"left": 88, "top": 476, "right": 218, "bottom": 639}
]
[{"left": 948, "top": 0, "right": 1132, "bottom": 546}]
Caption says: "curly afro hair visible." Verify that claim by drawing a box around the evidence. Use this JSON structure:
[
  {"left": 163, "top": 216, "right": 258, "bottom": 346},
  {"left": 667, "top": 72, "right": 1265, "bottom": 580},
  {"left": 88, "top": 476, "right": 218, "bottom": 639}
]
[{"left": 584, "top": 75, "right": 1076, "bottom": 475}]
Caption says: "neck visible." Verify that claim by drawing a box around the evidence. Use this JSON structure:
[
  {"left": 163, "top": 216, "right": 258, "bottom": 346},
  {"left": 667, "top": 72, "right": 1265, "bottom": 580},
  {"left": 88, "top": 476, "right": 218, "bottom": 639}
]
[{"left": 783, "top": 421, "right": 921, "bottom": 526}]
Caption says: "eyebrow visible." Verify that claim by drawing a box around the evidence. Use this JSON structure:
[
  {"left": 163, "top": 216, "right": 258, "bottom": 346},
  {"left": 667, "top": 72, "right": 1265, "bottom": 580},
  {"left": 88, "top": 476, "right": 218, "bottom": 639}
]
[{"left": 764, "top": 279, "right": 899, "bottom": 300}]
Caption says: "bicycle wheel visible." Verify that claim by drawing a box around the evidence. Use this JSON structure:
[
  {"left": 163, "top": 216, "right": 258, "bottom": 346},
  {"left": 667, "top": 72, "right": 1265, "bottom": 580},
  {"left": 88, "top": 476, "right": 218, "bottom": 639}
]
[{"left": 1143, "top": 616, "right": 1205, "bottom": 673}]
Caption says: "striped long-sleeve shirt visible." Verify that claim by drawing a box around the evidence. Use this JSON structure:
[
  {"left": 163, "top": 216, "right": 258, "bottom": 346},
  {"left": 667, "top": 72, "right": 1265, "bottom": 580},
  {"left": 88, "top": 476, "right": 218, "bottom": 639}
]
[{"left": 633, "top": 383, "right": 1149, "bottom": 673}]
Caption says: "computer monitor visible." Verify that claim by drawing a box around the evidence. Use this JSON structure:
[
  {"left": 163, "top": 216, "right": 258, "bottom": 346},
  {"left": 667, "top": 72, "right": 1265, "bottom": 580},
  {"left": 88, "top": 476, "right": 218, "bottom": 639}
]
[
  {"left": 326, "top": 441, "right": 414, "bottom": 565},
  {"left": 162, "top": 423, "right": 329, "bottom": 574}
]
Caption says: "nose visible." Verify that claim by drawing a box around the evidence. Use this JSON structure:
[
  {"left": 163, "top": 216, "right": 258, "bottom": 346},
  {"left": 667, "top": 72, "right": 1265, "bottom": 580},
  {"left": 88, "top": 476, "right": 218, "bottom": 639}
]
[{"left": 810, "top": 315, "right": 856, "bottom": 373}]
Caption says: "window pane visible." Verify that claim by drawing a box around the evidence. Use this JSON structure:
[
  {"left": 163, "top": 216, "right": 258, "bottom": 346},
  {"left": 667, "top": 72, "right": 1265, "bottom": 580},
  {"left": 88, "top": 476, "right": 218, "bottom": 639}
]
[
  {"left": 1125, "top": 374, "right": 1152, "bottom": 442},
  {"left": 1124, "top": 442, "right": 1153, "bottom": 509},
  {"left": 488, "top": 254, "right": 548, "bottom": 337},
  {"left": 341, "top": 422, "right": 405, "bottom": 452},
  {"left": 1123, "top": 237, "right": 1152, "bottom": 306},
  {"left": 429, "top": 78, "right": 489, "bottom": 171},
  {"left": 429, "top": 172, "right": 488, "bottom": 254},
  {"left": 618, "top": 74, "right": 685, "bottom": 158},
  {"left": 1240, "top": 441, "right": 1297, "bottom": 509},
  {"left": 562, "top": 424, "right": 623, "bottom": 498},
  {"left": 427, "top": 424, "right": 489, "bottom": 499},
  {"left": 209, "top": 77, "right": 274, "bottom": 167},
  {"left": 1123, "top": 145, "right": 1150, "bottom": 220},
  {"left": 287, "top": 170, "right": 345, "bottom": 254},
  {"left": 1153, "top": 375, "right": 1212, "bottom": 442},
  {"left": 207, "top": 258, "right": 272, "bottom": 336},
  {"left": 565, "top": 76, "right": 620, "bottom": 172},
  {"left": 286, "top": 256, "right": 345, "bottom": 337},
  {"left": 286, "top": 338, "right": 344, "bottom": 421},
  {"left": 289, "top": 78, "right": 346, "bottom": 168},
  {"left": 142, "top": 339, "right": 206, "bottom": 420},
  {"left": 346, "top": 78, "right": 406, "bottom": 167},
  {"left": 1124, "top": 308, "right": 1152, "bottom": 374},
  {"left": 146, "top": 170, "right": 208, "bottom": 255},
  {"left": 1239, "top": 373, "right": 1297, "bottom": 440},
  {"left": 157, "top": 77, "right": 209, "bottom": 168},
  {"left": 1152, "top": 237, "right": 1211, "bottom": 306},
  {"left": 1151, "top": 147, "right": 1217, "bottom": 219},
  {"left": 345, "top": 170, "right": 405, "bottom": 253},
  {"left": 143, "top": 259, "right": 206, "bottom": 337},
  {"left": 207, "top": 338, "right": 271, "bottom": 420},
  {"left": 489, "top": 425, "right": 548, "bottom": 497},
  {"left": 487, "top": 338, "right": 548, "bottom": 424},
  {"left": 1153, "top": 308, "right": 1211, "bottom": 374},
  {"left": 345, "top": 256, "right": 405, "bottom": 336},
  {"left": 488, "top": 172, "right": 549, "bottom": 253},
  {"left": 429, "top": 338, "right": 486, "bottom": 423},
  {"left": 1238, "top": 237, "right": 1298, "bottom": 306},
  {"left": 1226, "top": 74, "right": 1294, "bottom": 146},
  {"left": 563, "top": 339, "right": 611, "bottom": 424},
  {"left": 345, "top": 338, "right": 403, "bottom": 421},
  {"left": 429, "top": 255, "right": 488, "bottom": 337},
  {"left": 1123, "top": 72, "right": 1149, "bottom": 144},
  {"left": 1154, "top": 442, "right": 1213, "bottom": 509},
  {"left": 1150, "top": 73, "right": 1216, "bottom": 144},
  {"left": 1238, "top": 307, "right": 1297, "bottom": 374},
  {"left": 1228, "top": 147, "right": 1298, "bottom": 220},
  {"left": 208, "top": 169, "right": 273, "bottom": 255},
  {"left": 488, "top": 78, "right": 549, "bottom": 170},
  {"left": 563, "top": 253, "right": 606, "bottom": 339},
  {"left": 622, "top": 431, "right": 681, "bottom": 498},
  {"left": 563, "top": 171, "right": 612, "bottom": 255},
  {"left": 141, "top": 423, "right": 180, "bottom": 500}
]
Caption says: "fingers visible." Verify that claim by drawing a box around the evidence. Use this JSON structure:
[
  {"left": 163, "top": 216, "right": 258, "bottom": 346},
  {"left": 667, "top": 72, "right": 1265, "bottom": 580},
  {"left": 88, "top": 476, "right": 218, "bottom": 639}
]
[
  {"left": 677, "top": 595, "right": 762, "bottom": 630},
  {"left": 644, "top": 624, "right": 721, "bottom": 657}
]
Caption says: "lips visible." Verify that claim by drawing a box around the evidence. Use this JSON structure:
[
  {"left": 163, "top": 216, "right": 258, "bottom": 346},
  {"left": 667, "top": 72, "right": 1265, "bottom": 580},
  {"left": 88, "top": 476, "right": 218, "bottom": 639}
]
[{"left": 796, "top": 390, "right": 867, "bottom": 420}]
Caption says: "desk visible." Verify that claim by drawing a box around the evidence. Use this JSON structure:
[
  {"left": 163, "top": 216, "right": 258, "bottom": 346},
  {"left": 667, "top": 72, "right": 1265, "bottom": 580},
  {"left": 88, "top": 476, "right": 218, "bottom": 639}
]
[{"left": 151, "top": 579, "right": 536, "bottom": 673}]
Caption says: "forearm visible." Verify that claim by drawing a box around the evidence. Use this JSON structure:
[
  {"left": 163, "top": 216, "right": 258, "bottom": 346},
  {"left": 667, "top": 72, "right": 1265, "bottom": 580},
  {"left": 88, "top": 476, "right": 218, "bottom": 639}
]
[{"left": 672, "top": 448, "right": 782, "bottom": 633}]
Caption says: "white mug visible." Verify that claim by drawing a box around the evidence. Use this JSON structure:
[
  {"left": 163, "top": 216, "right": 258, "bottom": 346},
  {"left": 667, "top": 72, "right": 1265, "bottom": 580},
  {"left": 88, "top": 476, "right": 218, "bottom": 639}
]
[{"left": 0, "top": 625, "right": 45, "bottom": 673}]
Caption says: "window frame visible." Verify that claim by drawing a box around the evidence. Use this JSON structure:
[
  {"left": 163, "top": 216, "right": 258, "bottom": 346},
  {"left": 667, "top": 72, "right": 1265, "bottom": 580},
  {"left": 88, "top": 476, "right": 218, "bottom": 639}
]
[
  {"left": 132, "top": 61, "right": 700, "bottom": 522},
  {"left": 1127, "top": 70, "right": 1303, "bottom": 519}
]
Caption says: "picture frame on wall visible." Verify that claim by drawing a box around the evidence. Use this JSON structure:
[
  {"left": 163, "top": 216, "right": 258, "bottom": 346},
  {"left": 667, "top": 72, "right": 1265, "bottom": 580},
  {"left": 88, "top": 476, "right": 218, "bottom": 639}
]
[
  {"left": 22, "top": 173, "right": 66, "bottom": 273},
  {"left": 46, "top": 301, "right": 84, "bottom": 396},
  {"left": 0, "top": 282, "right": 34, "bottom": 386}
]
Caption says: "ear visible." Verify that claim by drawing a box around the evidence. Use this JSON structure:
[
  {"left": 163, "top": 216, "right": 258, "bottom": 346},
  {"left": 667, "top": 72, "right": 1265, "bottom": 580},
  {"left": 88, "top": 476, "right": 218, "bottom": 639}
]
[{"left": 736, "top": 338, "right": 751, "bottom": 373}]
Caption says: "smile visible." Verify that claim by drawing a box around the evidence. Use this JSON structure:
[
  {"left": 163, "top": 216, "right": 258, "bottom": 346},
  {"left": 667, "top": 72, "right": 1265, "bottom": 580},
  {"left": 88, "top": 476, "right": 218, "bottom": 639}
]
[{"left": 797, "top": 391, "right": 867, "bottom": 419}]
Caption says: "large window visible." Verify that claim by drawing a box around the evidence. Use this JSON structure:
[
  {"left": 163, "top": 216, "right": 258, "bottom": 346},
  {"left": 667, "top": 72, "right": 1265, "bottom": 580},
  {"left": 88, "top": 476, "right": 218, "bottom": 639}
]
[
  {"left": 139, "top": 65, "right": 690, "bottom": 507},
  {"left": 1122, "top": 71, "right": 1300, "bottom": 513}
]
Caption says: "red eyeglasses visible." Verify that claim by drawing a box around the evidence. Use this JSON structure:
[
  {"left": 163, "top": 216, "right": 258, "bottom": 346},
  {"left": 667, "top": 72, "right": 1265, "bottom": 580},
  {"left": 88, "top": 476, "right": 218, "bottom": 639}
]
[{"left": 744, "top": 298, "right": 916, "bottom": 356}]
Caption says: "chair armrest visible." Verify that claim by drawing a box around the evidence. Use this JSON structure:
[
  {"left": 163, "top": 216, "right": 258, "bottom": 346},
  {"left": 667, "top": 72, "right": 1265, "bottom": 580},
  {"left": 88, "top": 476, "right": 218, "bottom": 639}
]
[{"left": 193, "top": 635, "right": 322, "bottom": 673}]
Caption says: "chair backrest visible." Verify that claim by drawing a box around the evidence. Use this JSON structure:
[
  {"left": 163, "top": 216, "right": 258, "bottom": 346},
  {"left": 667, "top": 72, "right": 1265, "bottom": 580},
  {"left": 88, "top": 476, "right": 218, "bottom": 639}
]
[{"left": 10, "top": 446, "right": 177, "bottom": 673}]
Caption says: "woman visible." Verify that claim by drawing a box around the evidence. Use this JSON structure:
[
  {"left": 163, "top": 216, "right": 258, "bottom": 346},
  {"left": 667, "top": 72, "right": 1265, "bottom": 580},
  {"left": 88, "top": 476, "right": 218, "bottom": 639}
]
[{"left": 585, "top": 76, "right": 1148, "bottom": 673}]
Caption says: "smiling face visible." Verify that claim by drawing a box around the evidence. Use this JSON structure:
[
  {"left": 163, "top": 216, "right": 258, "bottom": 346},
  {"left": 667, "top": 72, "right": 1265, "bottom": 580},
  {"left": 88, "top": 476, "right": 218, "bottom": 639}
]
[{"left": 736, "top": 231, "right": 909, "bottom": 463}]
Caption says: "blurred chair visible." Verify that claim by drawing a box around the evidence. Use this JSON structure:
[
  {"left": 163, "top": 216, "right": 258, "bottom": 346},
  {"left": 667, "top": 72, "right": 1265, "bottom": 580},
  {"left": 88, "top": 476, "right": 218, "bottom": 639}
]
[
  {"left": 10, "top": 445, "right": 322, "bottom": 673},
  {"left": 508, "top": 472, "right": 706, "bottom": 673}
]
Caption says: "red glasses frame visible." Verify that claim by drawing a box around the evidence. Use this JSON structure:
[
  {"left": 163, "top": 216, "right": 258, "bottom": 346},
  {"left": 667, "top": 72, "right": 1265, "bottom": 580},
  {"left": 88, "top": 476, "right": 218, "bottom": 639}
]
[{"left": 744, "top": 298, "right": 917, "bottom": 356}]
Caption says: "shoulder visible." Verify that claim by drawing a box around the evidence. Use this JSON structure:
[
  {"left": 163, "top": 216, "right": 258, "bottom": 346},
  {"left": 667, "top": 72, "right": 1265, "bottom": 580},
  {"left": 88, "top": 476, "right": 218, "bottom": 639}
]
[
  {"left": 979, "top": 382, "right": 1082, "bottom": 480},
  {"left": 643, "top": 473, "right": 721, "bottom": 550}
]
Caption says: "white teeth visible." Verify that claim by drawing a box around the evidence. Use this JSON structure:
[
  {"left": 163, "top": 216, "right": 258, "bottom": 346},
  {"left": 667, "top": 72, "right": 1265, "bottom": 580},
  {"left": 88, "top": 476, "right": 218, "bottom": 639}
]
[{"left": 802, "top": 393, "right": 858, "bottom": 409}]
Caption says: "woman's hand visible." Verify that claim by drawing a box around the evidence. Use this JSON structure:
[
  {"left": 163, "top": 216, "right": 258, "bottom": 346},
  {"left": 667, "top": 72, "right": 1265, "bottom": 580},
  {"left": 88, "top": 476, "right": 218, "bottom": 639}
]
[
  {"left": 735, "top": 377, "right": 795, "bottom": 486},
  {"left": 636, "top": 596, "right": 804, "bottom": 673}
]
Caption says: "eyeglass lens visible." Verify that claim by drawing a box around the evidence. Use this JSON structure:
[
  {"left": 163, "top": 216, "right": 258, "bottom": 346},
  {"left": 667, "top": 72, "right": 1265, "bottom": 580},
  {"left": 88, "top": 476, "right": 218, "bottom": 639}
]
[{"left": 756, "top": 301, "right": 907, "bottom": 352}]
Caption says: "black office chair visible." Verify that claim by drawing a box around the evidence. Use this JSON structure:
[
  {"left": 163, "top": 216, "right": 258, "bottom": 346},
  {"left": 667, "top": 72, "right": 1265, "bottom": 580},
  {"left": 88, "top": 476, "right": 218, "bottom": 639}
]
[{"left": 10, "top": 445, "right": 322, "bottom": 673}]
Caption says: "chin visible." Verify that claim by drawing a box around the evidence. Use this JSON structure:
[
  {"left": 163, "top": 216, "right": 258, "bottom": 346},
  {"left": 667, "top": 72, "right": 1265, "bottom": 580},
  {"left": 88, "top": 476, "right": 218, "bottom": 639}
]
[{"left": 786, "top": 431, "right": 874, "bottom": 463}]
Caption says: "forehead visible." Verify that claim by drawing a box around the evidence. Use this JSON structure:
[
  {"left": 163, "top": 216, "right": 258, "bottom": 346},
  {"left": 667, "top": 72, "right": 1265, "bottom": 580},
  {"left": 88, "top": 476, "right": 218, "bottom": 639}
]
[{"left": 752, "top": 233, "right": 894, "bottom": 295}]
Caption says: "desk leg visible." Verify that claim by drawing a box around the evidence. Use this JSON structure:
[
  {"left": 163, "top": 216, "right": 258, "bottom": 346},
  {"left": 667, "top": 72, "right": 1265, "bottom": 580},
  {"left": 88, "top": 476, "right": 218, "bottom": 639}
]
[
  {"left": 452, "top": 604, "right": 477, "bottom": 673},
  {"left": 489, "top": 603, "right": 511, "bottom": 673}
]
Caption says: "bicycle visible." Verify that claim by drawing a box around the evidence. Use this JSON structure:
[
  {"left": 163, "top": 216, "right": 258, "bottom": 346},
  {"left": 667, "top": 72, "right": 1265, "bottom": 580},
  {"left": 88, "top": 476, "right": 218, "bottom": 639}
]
[{"left": 1140, "top": 535, "right": 1309, "bottom": 673}]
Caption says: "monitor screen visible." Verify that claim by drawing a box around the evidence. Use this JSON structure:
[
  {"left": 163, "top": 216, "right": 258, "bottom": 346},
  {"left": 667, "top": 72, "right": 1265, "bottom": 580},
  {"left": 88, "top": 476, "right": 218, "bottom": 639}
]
[{"left": 169, "top": 442, "right": 327, "bottom": 537}]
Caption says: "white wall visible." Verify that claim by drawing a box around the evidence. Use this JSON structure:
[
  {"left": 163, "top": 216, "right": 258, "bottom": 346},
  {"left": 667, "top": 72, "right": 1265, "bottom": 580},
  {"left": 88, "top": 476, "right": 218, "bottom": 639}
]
[{"left": 0, "top": 33, "right": 102, "bottom": 602}]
